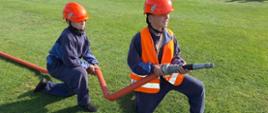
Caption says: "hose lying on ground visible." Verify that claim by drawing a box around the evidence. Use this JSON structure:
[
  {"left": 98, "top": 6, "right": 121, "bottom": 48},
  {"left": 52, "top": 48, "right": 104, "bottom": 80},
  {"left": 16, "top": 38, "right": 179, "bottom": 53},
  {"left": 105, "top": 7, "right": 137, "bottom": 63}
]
[{"left": 0, "top": 51, "right": 214, "bottom": 101}]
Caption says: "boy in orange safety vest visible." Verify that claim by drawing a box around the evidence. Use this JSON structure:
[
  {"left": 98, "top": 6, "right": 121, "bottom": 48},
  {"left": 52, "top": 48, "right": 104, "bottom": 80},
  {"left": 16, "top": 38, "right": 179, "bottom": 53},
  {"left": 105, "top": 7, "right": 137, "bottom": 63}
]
[{"left": 127, "top": 0, "right": 205, "bottom": 113}]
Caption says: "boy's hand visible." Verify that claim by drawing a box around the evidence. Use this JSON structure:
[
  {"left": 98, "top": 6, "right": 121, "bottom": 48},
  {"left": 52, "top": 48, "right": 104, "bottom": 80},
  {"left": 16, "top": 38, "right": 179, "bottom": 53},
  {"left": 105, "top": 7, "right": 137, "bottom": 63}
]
[
  {"left": 153, "top": 65, "right": 164, "bottom": 76},
  {"left": 86, "top": 64, "right": 100, "bottom": 75},
  {"left": 178, "top": 66, "right": 189, "bottom": 74}
]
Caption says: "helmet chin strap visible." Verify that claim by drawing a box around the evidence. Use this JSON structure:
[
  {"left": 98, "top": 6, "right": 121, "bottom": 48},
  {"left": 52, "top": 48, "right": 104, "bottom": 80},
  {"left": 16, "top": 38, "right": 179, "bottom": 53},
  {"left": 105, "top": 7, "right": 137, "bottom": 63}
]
[
  {"left": 148, "top": 24, "right": 163, "bottom": 34},
  {"left": 69, "top": 21, "right": 85, "bottom": 31}
]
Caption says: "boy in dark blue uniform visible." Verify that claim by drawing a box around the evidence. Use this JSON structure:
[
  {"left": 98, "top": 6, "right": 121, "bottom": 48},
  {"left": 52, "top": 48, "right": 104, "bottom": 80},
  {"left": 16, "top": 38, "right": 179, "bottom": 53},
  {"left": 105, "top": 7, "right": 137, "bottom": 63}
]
[{"left": 34, "top": 2, "right": 99, "bottom": 112}]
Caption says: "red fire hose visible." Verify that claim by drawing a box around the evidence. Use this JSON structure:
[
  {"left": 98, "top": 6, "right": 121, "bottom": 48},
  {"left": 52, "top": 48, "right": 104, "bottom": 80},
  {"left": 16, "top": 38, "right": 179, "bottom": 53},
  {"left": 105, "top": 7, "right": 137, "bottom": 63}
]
[
  {"left": 0, "top": 51, "right": 48, "bottom": 74},
  {"left": 95, "top": 69, "right": 157, "bottom": 101},
  {"left": 0, "top": 51, "right": 157, "bottom": 101}
]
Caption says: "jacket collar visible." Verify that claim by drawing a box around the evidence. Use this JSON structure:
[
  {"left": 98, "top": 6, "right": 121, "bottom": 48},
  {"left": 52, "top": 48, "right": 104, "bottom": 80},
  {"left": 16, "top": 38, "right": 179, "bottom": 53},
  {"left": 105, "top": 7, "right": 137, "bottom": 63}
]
[
  {"left": 149, "top": 27, "right": 173, "bottom": 44},
  {"left": 68, "top": 25, "right": 85, "bottom": 36}
]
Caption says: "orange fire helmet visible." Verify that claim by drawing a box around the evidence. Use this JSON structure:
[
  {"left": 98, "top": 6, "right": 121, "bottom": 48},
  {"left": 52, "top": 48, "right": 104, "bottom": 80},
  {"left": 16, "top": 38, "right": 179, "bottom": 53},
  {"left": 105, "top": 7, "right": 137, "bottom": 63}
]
[
  {"left": 63, "top": 2, "right": 89, "bottom": 22},
  {"left": 144, "top": 0, "right": 174, "bottom": 15}
]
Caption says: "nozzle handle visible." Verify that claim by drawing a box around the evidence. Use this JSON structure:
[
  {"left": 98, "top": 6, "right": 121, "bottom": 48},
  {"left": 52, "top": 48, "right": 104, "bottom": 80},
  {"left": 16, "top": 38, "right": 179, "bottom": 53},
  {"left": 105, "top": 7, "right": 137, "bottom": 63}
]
[{"left": 183, "top": 63, "right": 214, "bottom": 70}]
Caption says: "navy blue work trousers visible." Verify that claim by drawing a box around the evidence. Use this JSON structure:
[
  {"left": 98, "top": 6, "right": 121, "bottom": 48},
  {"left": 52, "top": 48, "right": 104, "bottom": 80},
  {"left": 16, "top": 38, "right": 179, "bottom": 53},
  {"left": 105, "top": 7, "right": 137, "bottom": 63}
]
[
  {"left": 135, "top": 74, "right": 205, "bottom": 113},
  {"left": 44, "top": 60, "right": 90, "bottom": 106}
]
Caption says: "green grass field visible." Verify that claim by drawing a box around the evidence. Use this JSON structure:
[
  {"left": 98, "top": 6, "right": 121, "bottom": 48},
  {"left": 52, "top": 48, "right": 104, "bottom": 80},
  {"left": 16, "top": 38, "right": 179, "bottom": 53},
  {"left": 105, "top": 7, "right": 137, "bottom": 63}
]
[{"left": 0, "top": 0, "right": 268, "bottom": 113}]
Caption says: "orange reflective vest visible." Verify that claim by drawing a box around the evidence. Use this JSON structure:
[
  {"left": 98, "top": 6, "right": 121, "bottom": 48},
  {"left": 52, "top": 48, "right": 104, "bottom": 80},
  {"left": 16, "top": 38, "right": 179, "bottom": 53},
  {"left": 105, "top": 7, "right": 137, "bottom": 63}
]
[{"left": 130, "top": 27, "right": 184, "bottom": 94}]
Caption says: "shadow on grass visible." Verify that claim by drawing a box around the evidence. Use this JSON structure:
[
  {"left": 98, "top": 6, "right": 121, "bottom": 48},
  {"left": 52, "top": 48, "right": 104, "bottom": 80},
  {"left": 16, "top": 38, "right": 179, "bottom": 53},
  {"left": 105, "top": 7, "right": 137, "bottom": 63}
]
[
  {"left": 0, "top": 56, "right": 82, "bottom": 113},
  {"left": 116, "top": 92, "right": 136, "bottom": 113},
  {"left": 51, "top": 105, "right": 82, "bottom": 113},
  {"left": 226, "top": 0, "right": 267, "bottom": 2},
  {"left": 0, "top": 90, "right": 79, "bottom": 113}
]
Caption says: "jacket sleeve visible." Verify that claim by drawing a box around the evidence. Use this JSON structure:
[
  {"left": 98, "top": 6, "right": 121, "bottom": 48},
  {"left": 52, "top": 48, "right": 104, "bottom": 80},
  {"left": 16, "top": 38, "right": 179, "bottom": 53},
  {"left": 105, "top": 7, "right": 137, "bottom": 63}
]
[
  {"left": 171, "top": 36, "right": 186, "bottom": 66},
  {"left": 82, "top": 38, "right": 99, "bottom": 65},
  {"left": 127, "top": 33, "right": 154, "bottom": 75},
  {"left": 60, "top": 34, "right": 81, "bottom": 67}
]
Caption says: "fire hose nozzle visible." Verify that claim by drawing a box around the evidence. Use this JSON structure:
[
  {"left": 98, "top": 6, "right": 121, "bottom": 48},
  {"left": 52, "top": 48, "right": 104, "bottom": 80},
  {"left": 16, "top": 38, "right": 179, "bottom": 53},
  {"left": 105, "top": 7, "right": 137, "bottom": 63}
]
[{"left": 161, "top": 63, "right": 214, "bottom": 75}]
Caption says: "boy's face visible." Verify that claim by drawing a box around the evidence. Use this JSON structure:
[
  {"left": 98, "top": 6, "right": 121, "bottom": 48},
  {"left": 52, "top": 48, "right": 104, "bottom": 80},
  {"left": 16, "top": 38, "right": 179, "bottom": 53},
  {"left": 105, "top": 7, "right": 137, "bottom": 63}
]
[
  {"left": 149, "top": 13, "right": 170, "bottom": 31},
  {"left": 71, "top": 20, "right": 86, "bottom": 30}
]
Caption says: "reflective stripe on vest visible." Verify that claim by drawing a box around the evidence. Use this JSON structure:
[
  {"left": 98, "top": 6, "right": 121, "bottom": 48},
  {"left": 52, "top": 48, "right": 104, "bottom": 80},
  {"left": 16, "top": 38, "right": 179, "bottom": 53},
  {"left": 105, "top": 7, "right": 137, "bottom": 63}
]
[
  {"left": 129, "top": 27, "right": 184, "bottom": 93},
  {"left": 164, "top": 73, "right": 184, "bottom": 86},
  {"left": 130, "top": 73, "right": 160, "bottom": 93},
  {"left": 169, "top": 73, "right": 179, "bottom": 84},
  {"left": 131, "top": 80, "right": 160, "bottom": 89}
]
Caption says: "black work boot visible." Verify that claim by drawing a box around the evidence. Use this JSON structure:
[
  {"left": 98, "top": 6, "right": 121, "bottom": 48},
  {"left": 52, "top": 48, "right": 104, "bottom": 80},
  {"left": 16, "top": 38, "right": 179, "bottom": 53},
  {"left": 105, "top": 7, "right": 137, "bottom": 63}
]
[
  {"left": 79, "top": 103, "right": 97, "bottom": 112},
  {"left": 33, "top": 78, "right": 48, "bottom": 93}
]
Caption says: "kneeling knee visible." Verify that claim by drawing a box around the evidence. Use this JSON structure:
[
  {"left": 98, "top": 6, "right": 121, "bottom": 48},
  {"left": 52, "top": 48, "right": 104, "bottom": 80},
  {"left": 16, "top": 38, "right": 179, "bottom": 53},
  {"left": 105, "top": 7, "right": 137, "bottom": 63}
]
[{"left": 196, "top": 81, "right": 205, "bottom": 95}]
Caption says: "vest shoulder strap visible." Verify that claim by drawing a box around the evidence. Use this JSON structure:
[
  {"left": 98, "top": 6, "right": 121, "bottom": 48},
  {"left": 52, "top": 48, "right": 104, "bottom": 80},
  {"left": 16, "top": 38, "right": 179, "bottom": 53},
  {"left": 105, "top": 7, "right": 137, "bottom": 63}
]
[{"left": 167, "top": 29, "right": 174, "bottom": 36}]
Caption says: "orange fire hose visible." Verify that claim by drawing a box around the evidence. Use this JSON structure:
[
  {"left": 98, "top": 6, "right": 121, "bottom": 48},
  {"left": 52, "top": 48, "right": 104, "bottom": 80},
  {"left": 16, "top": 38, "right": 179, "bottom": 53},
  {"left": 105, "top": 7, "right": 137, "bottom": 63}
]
[
  {"left": 0, "top": 51, "right": 157, "bottom": 101},
  {"left": 0, "top": 51, "right": 48, "bottom": 74},
  {"left": 95, "top": 69, "right": 157, "bottom": 101}
]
